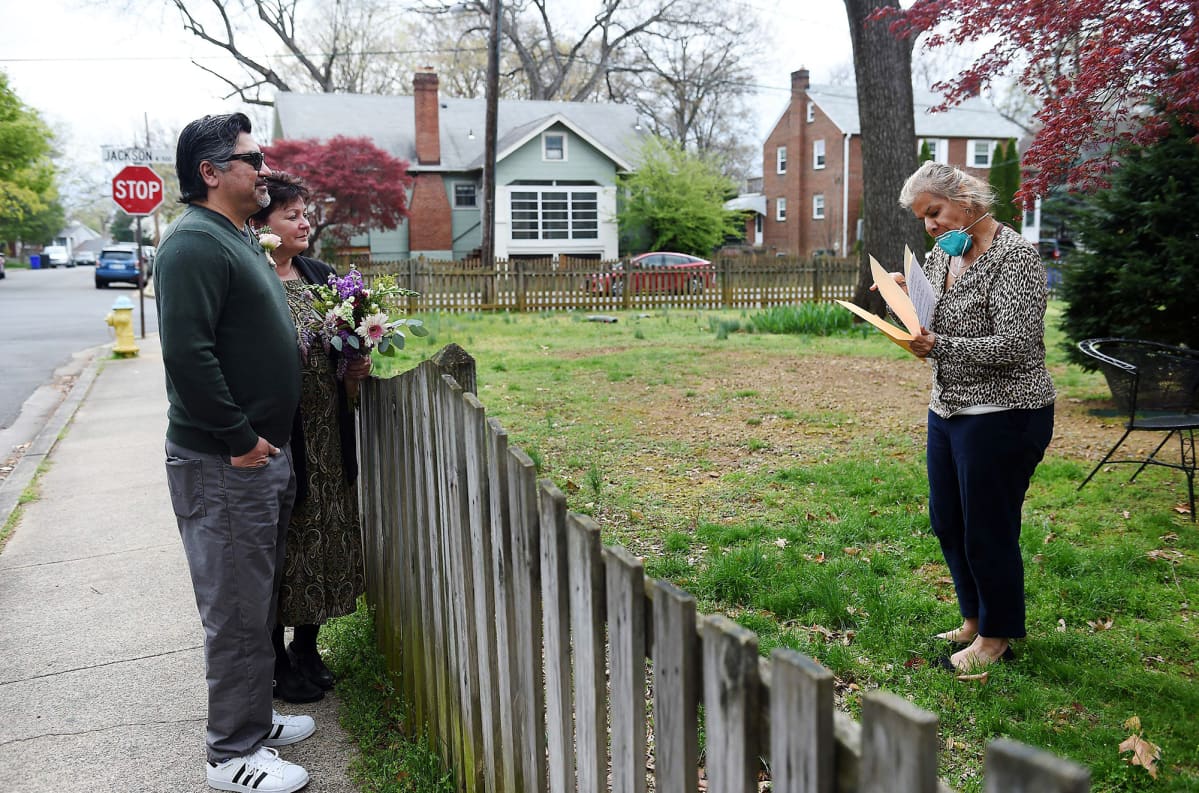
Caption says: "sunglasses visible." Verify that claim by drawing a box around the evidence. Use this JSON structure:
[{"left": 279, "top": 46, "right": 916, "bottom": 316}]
[{"left": 221, "top": 151, "right": 266, "bottom": 170}]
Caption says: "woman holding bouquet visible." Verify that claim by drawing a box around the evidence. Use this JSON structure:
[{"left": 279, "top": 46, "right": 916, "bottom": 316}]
[{"left": 250, "top": 172, "right": 368, "bottom": 703}]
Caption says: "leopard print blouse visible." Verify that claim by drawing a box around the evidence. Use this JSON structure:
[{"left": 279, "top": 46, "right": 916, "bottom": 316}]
[{"left": 924, "top": 225, "right": 1057, "bottom": 418}]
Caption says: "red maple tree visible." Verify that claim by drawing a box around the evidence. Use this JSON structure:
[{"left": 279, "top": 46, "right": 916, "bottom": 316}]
[
  {"left": 874, "top": 0, "right": 1199, "bottom": 199},
  {"left": 262, "top": 135, "right": 413, "bottom": 251}
]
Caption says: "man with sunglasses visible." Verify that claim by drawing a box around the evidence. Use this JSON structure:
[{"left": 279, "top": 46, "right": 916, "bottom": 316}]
[{"left": 154, "top": 113, "right": 311, "bottom": 793}]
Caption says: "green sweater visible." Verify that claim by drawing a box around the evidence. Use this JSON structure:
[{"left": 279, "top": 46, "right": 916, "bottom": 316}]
[{"left": 155, "top": 204, "right": 300, "bottom": 457}]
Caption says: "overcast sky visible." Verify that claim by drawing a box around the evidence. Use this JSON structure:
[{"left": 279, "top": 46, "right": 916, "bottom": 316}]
[{"left": 0, "top": 0, "right": 854, "bottom": 190}]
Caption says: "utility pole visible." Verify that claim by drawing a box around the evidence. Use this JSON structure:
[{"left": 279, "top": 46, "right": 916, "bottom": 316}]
[{"left": 481, "top": 0, "right": 501, "bottom": 266}]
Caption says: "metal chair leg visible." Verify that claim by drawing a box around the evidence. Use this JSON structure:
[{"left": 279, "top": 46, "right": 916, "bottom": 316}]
[
  {"left": 1182, "top": 429, "right": 1196, "bottom": 521},
  {"left": 1079, "top": 428, "right": 1132, "bottom": 491},
  {"left": 1131, "top": 429, "right": 1178, "bottom": 482}
]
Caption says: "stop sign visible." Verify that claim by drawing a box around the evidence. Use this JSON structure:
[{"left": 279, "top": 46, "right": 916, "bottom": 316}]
[{"left": 112, "top": 165, "right": 165, "bottom": 215}]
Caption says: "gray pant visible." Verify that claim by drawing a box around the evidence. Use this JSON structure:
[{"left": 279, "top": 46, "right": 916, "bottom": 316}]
[{"left": 165, "top": 439, "right": 296, "bottom": 762}]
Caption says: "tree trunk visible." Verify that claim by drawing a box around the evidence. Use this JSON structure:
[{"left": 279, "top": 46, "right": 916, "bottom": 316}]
[{"left": 844, "top": 0, "right": 925, "bottom": 314}]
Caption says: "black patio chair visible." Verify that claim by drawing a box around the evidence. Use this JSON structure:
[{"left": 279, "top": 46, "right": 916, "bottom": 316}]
[{"left": 1077, "top": 338, "right": 1199, "bottom": 520}]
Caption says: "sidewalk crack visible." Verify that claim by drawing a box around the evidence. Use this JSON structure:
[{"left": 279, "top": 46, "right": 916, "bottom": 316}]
[
  {"left": 0, "top": 542, "right": 180, "bottom": 572},
  {"left": 0, "top": 645, "right": 202, "bottom": 687},
  {"left": 0, "top": 717, "right": 206, "bottom": 749}
]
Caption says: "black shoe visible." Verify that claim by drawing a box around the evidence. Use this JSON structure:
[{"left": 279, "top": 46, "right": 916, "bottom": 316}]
[
  {"left": 273, "top": 664, "right": 324, "bottom": 703},
  {"left": 289, "top": 641, "right": 335, "bottom": 690}
]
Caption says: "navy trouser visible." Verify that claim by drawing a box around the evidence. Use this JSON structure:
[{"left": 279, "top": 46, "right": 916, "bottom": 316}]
[
  {"left": 165, "top": 439, "right": 296, "bottom": 762},
  {"left": 926, "top": 405, "right": 1053, "bottom": 639}
]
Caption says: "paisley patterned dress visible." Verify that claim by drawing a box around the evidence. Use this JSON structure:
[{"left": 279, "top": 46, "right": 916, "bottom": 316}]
[{"left": 278, "top": 279, "right": 365, "bottom": 625}]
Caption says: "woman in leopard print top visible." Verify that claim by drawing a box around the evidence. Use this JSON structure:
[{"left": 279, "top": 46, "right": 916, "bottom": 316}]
[{"left": 898, "top": 162, "right": 1056, "bottom": 673}]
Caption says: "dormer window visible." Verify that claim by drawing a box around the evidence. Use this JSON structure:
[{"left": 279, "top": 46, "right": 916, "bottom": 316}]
[{"left": 543, "top": 132, "right": 567, "bottom": 161}]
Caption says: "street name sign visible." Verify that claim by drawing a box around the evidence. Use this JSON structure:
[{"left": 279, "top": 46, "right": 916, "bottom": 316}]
[
  {"left": 112, "top": 165, "right": 165, "bottom": 216},
  {"left": 102, "top": 145, "right": 175, "bottom": 164}
]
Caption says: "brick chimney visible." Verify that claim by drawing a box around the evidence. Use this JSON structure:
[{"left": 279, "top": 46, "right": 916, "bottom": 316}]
[
  {"left": 791, "top": 68, "right": 810, "bottom": 97},
  {"left": 414, "top": 68, "right": 441, "bottom": 166}
]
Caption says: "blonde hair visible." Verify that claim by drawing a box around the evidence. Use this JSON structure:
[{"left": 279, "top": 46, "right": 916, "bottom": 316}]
[{"left": 899, "top": 161, "right": 996, "bottom": 213}]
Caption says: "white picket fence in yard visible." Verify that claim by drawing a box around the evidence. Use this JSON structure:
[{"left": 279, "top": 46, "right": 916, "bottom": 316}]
[{"left": 356, "top": 345, "right": 1092, "bottom": 793}]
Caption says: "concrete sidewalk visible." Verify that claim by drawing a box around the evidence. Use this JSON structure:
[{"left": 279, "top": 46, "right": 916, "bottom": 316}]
[{"left": 0, "top": 338, "right": 359, "bottom": 792}]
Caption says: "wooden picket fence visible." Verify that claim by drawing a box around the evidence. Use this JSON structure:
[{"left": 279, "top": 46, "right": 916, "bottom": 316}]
[
  {"left": 356, "top": 346, "right": 1092, "bottom": 793},
  {"left": 346, "top": 255, "right": 860, "bottom": 313}
]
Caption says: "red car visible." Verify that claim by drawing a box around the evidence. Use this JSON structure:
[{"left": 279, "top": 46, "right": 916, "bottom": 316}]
[{"left": 588, "top": 252, "right": 714, "bottom": 296}]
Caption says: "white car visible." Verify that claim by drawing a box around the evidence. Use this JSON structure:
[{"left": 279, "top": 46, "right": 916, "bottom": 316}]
[{"left": 44, "top": 245, "right": 71, "bottom": 268}]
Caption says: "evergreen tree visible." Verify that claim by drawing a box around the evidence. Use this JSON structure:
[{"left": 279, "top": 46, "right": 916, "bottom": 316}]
[
  {"left": 989, "top": 139, "right": 1021, "bottom": 230},
  {"left": 1004, "top": 139, "right": 1022, "bottom": 232},
  {"left": 919, "top": 140, "right": 933, "bottom": 164},
  {"left": 1059, "top": 115, "right": 1199, "bottom": 365}
]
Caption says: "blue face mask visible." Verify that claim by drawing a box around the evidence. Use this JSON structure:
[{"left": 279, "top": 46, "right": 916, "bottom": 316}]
[{"left": 935, "top": 212, "right": 989, "bottom": 257}]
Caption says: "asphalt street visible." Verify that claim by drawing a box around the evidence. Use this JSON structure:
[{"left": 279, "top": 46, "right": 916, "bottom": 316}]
[{"left": 0, "top": 264, "right": 158, "bottom": 429}]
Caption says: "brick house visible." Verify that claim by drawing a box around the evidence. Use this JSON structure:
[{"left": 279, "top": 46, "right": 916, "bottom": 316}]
[
  {"left": 272, "top": 70, "right": 645, "bottom": 261},
  {"left": 745, "top": 69, "right": 1024, "bottom": 257}
]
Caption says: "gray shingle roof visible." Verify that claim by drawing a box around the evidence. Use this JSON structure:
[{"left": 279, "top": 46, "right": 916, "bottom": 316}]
[
  {"left": 804, "top": 84, "right": 1024, "bottom": 140},
  {"left": 273, "top": 91, "right": 645, "bottom": 173}
]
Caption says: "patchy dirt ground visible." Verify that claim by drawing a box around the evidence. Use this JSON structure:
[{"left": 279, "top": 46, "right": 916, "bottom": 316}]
[
  {"left": 563, "top": 348, "right": 1170, "bottom": 540},
  {"left": 602, "top": 350, "right": 1119, "bottom": 484}
]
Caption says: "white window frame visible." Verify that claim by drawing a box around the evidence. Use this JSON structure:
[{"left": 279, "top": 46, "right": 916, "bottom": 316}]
[
  {"left": 918, "top": 137, "right": 949, "bottom": 164},
  {"left": 813, "top": 194, "right": 825, "bottom": 220},
  {"left": 968, "top": 139, "right": 995, "bottom": 168},
  {"left": 510, "top": 187, "right": 598, "bottom": 240},
  {"left": 542, "top": 132, "right": 567, "bottom": 162},
  {"left": 776, "top": 145, "right": 787, "bottom": 174},
  {"left": 776, "top": 197, "right": 787, "bottom": 222},
  {"left": 813, "top": 139, "right": 826, "bottom": 170},
  {"left": 806, "top": 101, "right": 815, "bottom": 123}
]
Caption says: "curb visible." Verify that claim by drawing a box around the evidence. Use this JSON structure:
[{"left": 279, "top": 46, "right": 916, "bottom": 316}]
[{"left": 0, "top": 345, "right": 109, "bottom": 531}]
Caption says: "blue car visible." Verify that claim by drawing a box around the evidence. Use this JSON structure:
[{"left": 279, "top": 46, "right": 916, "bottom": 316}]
[{"left": 95, "top": 244, "right": 146, "bottom": 289}]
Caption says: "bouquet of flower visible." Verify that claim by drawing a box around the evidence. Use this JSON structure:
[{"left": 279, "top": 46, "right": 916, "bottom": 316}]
[{"left": 305, "top": 268, "right": 425, "bottom": 380}]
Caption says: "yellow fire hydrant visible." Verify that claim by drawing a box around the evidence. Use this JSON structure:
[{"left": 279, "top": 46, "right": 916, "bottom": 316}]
[{"left": 106, "top": 296, "right": 139, "bottom": 358}]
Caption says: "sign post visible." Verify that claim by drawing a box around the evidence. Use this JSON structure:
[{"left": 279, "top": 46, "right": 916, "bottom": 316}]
[{"left": 112, "top": 165, "right": 165, "bottom": 338}]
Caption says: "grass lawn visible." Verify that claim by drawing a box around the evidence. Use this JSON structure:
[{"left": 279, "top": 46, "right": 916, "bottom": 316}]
[{"left": 367, "top": 303, "right": 1198, "bottom": 792}]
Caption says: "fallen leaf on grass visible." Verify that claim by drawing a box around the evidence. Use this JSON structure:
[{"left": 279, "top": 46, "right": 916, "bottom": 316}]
[
  {"left": 774, "top": 537, "right": 788, "bottom": 549},
  {"left": 956, "top": 671, "right": 989, "bottom": 684},
  {"left": 1044, "top": 532, "right": 1056, "bottom": 544},
  {"left": 804, "top": 552, "right": 826, "bottom": 564},
  {"left": 1087, "top": 616, "right": 1114, "bottom": 632},
  {"left": 904, "top": 657, "right": 927, "bottom": 670},
  {"left": 843, "top": 547, "right": 861, "bottom": 556},
  {"left": 1056, "top": 618, "right": 1067, "bottom": 632},
  {"left": 1174, "top": 503, "right": 1192, "bottom": 516},
  {"left": 1147, "top": 549, "right": 1185, "bottom": 563},
  {"left": 1118, "top": 733, "right": 1161, "bottom": 779}
]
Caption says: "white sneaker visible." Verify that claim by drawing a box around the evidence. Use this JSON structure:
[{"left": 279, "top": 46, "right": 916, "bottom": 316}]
[
  {"left": 263, "top": 709, "right": 316, "bottom": 747},
  {"left": 206, "top": 746, "right": 309, "bottom": 793}
]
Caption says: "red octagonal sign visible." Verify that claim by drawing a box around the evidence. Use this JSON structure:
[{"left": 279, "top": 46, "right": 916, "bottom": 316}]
[{"left": 112, "top": 165, "right": 165, "bottom": 215}]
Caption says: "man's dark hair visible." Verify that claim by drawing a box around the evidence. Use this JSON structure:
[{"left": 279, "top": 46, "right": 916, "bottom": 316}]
[
  {"left": 175, "top": 113, "right": 253, "bottom": 204},
  {"left": 250, "top": 172, "right": 312, "bottom": 226}
]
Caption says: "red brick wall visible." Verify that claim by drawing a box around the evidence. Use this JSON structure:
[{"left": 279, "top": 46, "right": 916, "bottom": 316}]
[
  {"left": 408, "top": 174, "right": 452, "bottom": 251},
  {"left": 760, "top": 72, "right": 1004, "bottom": 258}
]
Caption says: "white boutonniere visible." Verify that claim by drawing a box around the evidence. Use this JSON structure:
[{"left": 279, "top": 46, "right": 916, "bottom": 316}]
[{"left": 256, "top": 226, "right": 282, "bottom": 267}]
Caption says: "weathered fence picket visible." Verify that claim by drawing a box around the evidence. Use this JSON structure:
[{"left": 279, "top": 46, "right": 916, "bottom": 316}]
[
  {"left": 538, "top": 481, "right": 574, "bottom": 793},
  {"left": 606, "top": 546, "right": 648, "bottom": 793},
  {"left": 568, "top": 513, "right": 607, "bottom": 793},
  {"left": 359, "top": 349, "right": 1091, "bottom": 793},
  {"left": 650, "top": 580, "right": 699, "bottom": 793}
]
